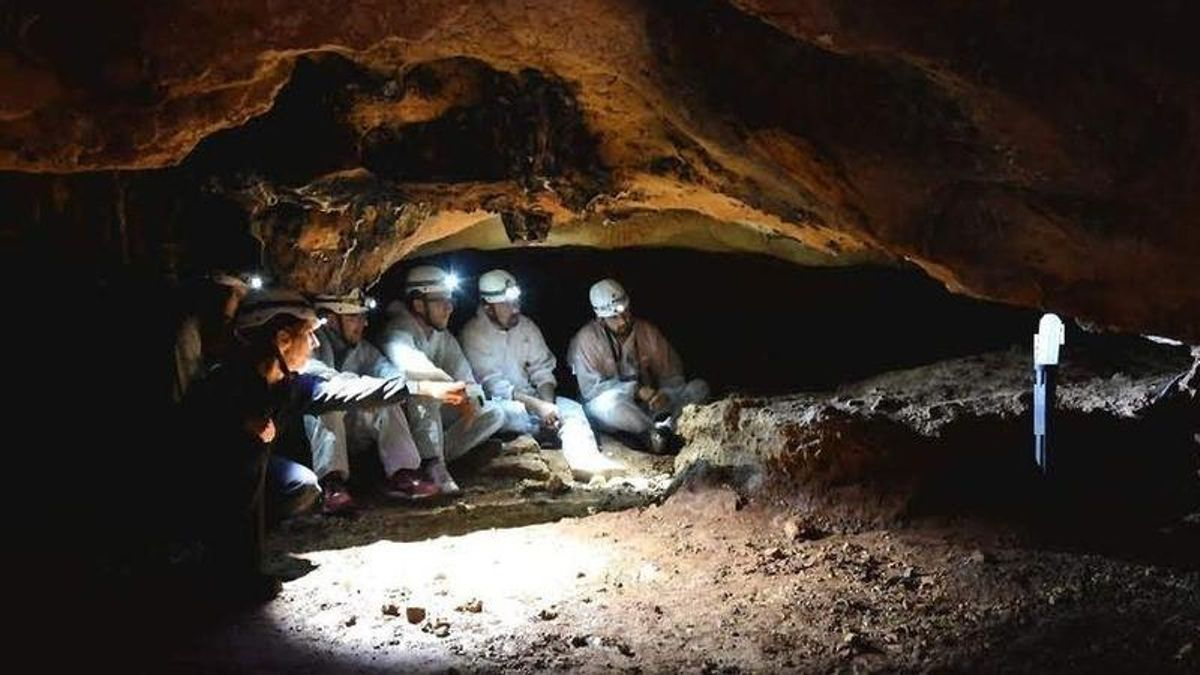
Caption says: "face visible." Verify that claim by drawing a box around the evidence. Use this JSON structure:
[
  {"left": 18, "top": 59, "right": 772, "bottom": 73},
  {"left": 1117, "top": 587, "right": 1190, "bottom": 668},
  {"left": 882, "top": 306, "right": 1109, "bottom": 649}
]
[
  {"left": 336, "top": 312, "right": 368, "bottom": 345},
  {"left": 602, "top": 309, "right": 632, "bottom": 338},
  {"left": 221, "top": 286, "right": 248, "bottom": 322},
  {"left": 416, "top": 295, "right": 454, "bottom": 330},
  {"left": 486, "top": 301, "right": 520, "bottom": 329},
  {"left": 276, "top": 319, "right": 319, "bottom": 371}
]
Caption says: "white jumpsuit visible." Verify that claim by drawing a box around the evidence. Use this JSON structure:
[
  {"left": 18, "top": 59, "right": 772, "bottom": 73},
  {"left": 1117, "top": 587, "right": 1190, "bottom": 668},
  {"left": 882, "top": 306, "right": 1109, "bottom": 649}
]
[
  {"left": 567, "top": 318, "right": 709, "bottom": 436},
  {"left": 302, "top": 325, "right": 421, "bottom": 481},
  {"left": 376, "top": 301, "right": 505, "bottom": 462},
  {"left": 461, "top": 307, "right": 618, "bottom": 477}
]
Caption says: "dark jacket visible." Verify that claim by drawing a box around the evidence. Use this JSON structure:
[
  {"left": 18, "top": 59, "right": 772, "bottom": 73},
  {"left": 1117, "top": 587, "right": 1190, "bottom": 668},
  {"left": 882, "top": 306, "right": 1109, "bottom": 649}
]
[{"left": 182, "top": 358, "right": 409, "bottom": 578}]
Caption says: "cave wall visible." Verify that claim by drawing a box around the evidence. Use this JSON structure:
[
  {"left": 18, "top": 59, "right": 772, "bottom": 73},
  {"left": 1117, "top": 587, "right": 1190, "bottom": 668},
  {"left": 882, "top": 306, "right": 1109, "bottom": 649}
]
[{"left": 2, "top": 1, "right": 1198, "bottom": 339}]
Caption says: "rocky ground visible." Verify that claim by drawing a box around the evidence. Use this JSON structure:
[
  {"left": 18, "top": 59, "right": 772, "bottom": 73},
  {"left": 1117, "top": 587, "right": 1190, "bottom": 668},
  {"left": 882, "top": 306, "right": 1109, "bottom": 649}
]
[
  {"left": 148, "top": 486, "right": 1199, "bottom": 674},
  {"left": 82, "top": 343, "right": 1197, "bottom": 673}
]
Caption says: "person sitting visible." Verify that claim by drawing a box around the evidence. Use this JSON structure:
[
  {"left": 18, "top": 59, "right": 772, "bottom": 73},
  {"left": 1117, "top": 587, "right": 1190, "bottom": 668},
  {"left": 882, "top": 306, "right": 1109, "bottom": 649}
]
[
  {"left": 304, "top": 288, "right": 465, "bottom": 514},
  {"left": 377, "top": 265, "right": 505, "bottom": 495},
  {"left": 567, "top": 278, "right": 709, "bottom": 453},
  {"left": 181, "top": 288, "right": 464, "bottom": 601},
  {"left": 460, "top": 269, "right": 624, "bottom": 481}
]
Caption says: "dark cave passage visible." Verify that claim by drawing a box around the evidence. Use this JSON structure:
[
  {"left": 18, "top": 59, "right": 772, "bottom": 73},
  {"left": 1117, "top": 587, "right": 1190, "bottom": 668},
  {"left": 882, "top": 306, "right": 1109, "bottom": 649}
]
[{"left": 378, "top": 246, "right": 1043, "bottom": 397}]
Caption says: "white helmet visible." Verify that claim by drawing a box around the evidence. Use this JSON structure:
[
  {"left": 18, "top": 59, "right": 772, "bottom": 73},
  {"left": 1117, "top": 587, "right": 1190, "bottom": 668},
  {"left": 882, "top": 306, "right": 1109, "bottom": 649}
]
[
  {"left": 589, "top": 279, "right": 629, "bottom": 318},
  {"left": 478, "top": 269, "right": 521, "bottom": 304},
  {"left": 235, "top": 288, "right": 317, "bottom": 334},
  {"left": 209, "top": 271, "right": 250, "bottom": 291},
  {"left": 405, "top": 265, "right": 459, "bottom": 299},
  {"left": 312, "top": 288, "right": 369, "bottom": 315}
]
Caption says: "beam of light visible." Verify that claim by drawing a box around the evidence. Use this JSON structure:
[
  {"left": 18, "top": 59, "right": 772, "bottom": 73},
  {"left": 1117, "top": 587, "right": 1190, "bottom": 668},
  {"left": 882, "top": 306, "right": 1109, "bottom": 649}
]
[
  {"left": 1144, "top": 334, "right": 1183, "bottom": 346},
  {"left": 264, "top": 526, "right": 617, "bottom": 665}
]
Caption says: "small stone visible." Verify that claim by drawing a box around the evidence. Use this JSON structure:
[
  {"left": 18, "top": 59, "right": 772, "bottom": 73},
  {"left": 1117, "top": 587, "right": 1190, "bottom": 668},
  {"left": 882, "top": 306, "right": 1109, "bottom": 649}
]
[
  {"left": 381, "top": 603, "right": 400, "bottom": 617},
  {"left": 406, "top": 606, "right": 427, "bottom": 624},
  {"left": 539, "top": 608, "right": 559, "bottom": 620},
  {"left": 433, "top": 622, "right": 451, "bottom": 638},
  {"left": 485, "top": 454, "right": 553, "bottom": 480},
  {"left": 344, "top": 616, "right": 357, "bottom": 627},
  {"left": 968, "top": 550, "right": 990, "bottom": 564},
  {"left": 1175, "top": 642, "right": 1193, "bottom": 660},
  {"left": 570, "top": 634, "right": 589, "bottom": 647},
  {"left": 782, "top": 519, "right": 801, "bottom": 541},
  {"left": 545, "top": 474, "right": 569, "bottom": 494},
  {"left": 456, "top": 599, "right": 483, "bottom": 613},
  {"left": 763, "top": 547, "right": 786, "bottom": 560}
]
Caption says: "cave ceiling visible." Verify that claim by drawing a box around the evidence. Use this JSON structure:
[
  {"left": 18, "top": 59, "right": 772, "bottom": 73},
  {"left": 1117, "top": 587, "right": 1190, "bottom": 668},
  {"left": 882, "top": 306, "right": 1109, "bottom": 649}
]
[{"left": 1, "top": 0, "right": 1197, "bottom": 339}]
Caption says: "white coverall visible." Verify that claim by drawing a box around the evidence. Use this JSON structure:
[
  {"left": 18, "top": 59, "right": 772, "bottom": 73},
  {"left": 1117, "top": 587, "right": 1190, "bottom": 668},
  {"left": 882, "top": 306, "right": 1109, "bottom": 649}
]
[
  {"left": 302, "top": 324, "right": 421, "bottom": 481},
  {"left": 460, "top": 307, "right": 617, "bottom": 476},
  {"left": 376, "top": 301, "right": 504, "bottom": 461},
  {"left": 567, "top": 318, "right": 709, "bottom": 436}
]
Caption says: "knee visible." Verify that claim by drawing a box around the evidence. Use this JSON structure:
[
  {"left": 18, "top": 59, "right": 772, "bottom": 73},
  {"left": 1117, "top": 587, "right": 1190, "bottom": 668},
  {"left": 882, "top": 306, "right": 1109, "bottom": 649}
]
[
  {"left": 281, "top": 467, "right": 320, "bottom": 516},
  {"left": 479, "top": 402, "right": 507, "bottom": 433},
  {"left": 291, "top": 482, "right": 321, "bottom": 515}
]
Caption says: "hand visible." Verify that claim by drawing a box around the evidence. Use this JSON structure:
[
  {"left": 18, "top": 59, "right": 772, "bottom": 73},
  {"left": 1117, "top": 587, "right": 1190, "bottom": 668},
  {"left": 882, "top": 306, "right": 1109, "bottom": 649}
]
[
  {"left": 536, "top": 400, "right": 562, "bottom": 430},
  {"left": 245, "top": 416, "right": 276, "bottom": 443},
  {"left": 417, "top": 380, "right": 467, "bottom": 406},
  {"left": 648, "top": 391, "right": 671, "bottom": 415},
  {"left": 636, "top": 385, "right": 657, "bottom": 404}
]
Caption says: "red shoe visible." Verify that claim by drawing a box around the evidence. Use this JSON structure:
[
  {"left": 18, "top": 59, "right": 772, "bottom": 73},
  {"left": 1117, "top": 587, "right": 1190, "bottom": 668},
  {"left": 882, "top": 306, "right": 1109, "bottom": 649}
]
[
  {"left": 385, "top": 469, "right": 441, "bottom": 501},
  {"left": 321, "top": 476, "right": 357, "bottom": 516}
]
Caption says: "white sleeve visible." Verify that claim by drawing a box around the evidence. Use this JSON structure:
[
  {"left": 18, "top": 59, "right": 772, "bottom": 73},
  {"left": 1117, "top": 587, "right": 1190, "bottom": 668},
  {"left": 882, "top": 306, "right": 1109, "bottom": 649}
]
[
  {"left": 378, "top": 329, "right": 452, "bottom": 382},
  {"left": 461, "top": 321, "right": 515, "bottom": 400}
]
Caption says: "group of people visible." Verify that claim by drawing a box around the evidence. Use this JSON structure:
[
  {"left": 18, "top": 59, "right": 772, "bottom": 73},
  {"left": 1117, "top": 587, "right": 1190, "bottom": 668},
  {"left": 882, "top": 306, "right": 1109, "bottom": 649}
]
[{"left": 173, "top": 264, "right": 707, "bottom": 599}]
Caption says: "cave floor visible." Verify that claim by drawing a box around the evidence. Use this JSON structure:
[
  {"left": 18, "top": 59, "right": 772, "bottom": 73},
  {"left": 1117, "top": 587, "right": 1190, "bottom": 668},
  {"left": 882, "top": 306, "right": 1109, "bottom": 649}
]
[{"left": 131, "top": 444, "right": 1198, "bottom": 674}]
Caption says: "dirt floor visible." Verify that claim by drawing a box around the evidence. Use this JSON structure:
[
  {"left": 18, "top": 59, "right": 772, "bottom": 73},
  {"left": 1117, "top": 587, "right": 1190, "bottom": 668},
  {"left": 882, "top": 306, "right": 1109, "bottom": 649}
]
[{"left": 126, "top": 441, "right": 1198, "bottom": 674}]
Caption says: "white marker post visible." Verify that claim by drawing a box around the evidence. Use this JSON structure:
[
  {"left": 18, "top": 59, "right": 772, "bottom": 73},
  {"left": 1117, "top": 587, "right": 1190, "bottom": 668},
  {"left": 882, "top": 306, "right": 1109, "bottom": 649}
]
[{"left": 1033, "top": 314, "right": 1066, "bottom": 475}]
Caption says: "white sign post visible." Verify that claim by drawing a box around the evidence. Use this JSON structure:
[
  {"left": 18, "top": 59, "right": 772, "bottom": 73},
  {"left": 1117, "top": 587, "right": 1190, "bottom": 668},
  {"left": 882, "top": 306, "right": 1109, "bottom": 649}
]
[{"left": 1033, "top": 314, "right": 1065, "bottom": 474}]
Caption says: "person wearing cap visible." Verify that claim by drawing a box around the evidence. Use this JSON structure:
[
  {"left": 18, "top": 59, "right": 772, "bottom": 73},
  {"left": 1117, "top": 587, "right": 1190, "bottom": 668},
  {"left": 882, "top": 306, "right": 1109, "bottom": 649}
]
[
  {"left": 377, "top": 265, "right": 505, "bottom": 495},
  {"left": 172, "top": 271, "right": 250, "bottom": 403},
  {"left": 460, "top": 269, "right": 624, "bottom": 480},
  {"left": 567, "top": 278, "right": 709, "bottom": 453},
  {"left": 181, "top": 288, "right": 465, "bottom": 600},
  {"left": 304, "top": 288, "right": 444, "bottom": 512}
]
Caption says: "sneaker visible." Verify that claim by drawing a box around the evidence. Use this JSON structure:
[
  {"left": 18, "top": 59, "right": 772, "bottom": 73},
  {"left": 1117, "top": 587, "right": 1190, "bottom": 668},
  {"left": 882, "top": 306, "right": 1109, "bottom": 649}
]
[
  {"left": 384, "top": 469, "right": 441, "bottom": 501},
  {"left": 424, "top": 459, "right": 463, "bottom": 497},
  {"left": 563, "top": 447, "right": 627, "bottom": 482},
  {"left": 320, "top": 476, "right": 357, "bottom": 516}
]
